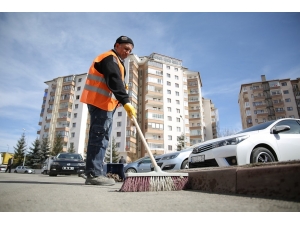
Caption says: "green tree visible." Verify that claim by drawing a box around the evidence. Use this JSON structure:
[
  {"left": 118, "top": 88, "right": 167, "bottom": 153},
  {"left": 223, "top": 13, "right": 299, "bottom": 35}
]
[
  {"left": 27, "top": 138, "right": 41, "bottom": 168},
  {"left": 13, "top": 133, "right": 27, "bottom": 166},
  {"left": 104, "top": 137, "right": 120, "bottom": 163},
  {"left": 176, "top": 133, "right": 186, "bottom": 151},
  {"left": 68, "top": 143, "right": 75, "bottom": 153},
  {"left": 39, "top": 138, "right": 50, "bottom": 163},
  {"left": 52, "top": 133, "right": 64, "bottom": 156}
]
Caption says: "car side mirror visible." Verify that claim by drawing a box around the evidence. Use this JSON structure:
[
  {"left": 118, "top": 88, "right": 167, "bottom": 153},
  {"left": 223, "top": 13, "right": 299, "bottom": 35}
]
[{"left": 272, "top": 125, "right": 290, "bottom": 134}]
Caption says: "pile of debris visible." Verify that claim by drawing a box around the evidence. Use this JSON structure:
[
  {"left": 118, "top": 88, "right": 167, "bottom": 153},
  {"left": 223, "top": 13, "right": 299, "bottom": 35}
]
[{"left": 106, "top": 172, "right": 124, "bottom": 182}]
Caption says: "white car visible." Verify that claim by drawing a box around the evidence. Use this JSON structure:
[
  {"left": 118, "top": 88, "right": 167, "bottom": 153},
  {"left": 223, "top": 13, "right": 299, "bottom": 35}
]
[
  {"left": 14, "top": 166, "right": 35, "bottom": 174},
  {"left": 189, "top": 118, "right": 300, "bottom": 168}
]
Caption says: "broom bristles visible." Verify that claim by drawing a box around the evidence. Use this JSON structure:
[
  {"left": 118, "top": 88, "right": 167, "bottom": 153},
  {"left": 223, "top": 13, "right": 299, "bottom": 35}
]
[{"left": 119, "top": 175, "right": 189, "bottom": 192}]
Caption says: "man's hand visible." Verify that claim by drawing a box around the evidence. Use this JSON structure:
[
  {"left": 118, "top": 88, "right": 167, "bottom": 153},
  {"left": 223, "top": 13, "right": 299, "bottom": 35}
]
[{"left": 124, "top": 103, "right": 137, "bottom": 118}]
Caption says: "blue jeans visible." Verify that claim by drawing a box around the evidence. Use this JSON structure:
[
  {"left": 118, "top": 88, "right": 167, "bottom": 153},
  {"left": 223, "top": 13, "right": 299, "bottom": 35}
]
[{"left": 85, "top": 104, "right": 115, "bottom": 177}]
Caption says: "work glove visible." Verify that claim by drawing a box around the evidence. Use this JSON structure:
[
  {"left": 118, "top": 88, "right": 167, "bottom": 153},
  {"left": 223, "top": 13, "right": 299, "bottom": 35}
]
[{"left": 124, "top": 103, "right": 137, "bottom": 118}]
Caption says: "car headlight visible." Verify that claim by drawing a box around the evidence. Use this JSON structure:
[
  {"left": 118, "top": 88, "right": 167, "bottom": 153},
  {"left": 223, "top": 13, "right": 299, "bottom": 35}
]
[
  {"left": 193, "top": 135, "right": 249, "bottom": 154},
  {"left": 162, "top": 153, "right": 179, "bottom": 160},
  {"left": 78, "top": 163, "right": 85, "bottom": 166}
]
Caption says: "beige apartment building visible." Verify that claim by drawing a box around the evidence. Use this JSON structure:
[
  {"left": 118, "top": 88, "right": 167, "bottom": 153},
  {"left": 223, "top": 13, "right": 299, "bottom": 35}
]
[
  {"left": 37, "top": 52, "right": 218, "bottom": 162},
  {"left": 238, "top": 75, "right": 300, "bottom": 129}
]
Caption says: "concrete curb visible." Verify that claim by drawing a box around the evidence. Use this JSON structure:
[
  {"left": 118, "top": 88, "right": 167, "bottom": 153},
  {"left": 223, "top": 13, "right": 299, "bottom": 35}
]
[{"left": 183, "top": 161, "right": 300, "bottom": 201}]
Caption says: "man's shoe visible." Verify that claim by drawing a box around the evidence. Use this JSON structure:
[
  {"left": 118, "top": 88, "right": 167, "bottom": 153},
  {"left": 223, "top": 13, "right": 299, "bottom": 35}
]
[{"left": 85, "top": 175, "right": 115, "bottom": 186}]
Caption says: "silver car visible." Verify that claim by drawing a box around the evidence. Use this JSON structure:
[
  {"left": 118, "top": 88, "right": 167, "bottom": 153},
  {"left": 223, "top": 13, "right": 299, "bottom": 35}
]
[
  {"left": 14, "top": 166, "right": 35, "bottom": 174},
  {"left": 154, "top": 145, "right": 196, "bottom": 171},
  {"left": 124, "top": 156, "right": 157, "bottom": 173}
]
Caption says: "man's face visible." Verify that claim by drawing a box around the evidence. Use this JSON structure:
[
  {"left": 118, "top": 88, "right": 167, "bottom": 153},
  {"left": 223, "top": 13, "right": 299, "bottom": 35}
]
[{"left": 115, "top": 43, "right": 133, "bottom": 60}]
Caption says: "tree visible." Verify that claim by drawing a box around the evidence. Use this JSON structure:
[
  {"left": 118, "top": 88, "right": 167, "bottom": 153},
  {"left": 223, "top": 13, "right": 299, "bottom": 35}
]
[
  {"left": 13, "top": 133, "right": 27, "bottom": 166},
  {"left": 176, "top": 133, "right": 186, "bottom": 151},
  {"left": 218, "top": 128, "right": 241, "bottom": 137},
  {"left": 68, "top": 144, "right": 75, "bottom": 153},
  {"left": 39, "top": 138, "right": 50, "bottom": 163},
  {"left": 104, "top": 137, "right": 120, "bottom": 163},
  {"left": 52, "top": 133, "right": 64, "bottom": 156},
  {"left": 27, "top": 138, "right": 41, "bottom": 168}
]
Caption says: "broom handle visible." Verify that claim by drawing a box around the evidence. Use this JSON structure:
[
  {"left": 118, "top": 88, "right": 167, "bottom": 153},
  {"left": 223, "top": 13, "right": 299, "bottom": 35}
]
[{"left": 131, "top": 116, "right": 160, "bottom": 170}]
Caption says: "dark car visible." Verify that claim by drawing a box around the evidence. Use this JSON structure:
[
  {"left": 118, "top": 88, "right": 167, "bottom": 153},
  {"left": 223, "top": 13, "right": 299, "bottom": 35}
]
[{"left": 48, "top": 153, "right": 85, "bottom": 176}]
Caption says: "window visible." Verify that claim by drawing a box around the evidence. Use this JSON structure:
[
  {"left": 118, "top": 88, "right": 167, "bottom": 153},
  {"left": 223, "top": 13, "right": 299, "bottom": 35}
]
[
  {"left": 167, "top": 81, "right": 171, "bottom": 86},
  {"left": 117, "top": 132, "right": 121, "bottom": 137},
  {"left": 168, "top": 145, "right": 172, "bottom": 150},
  {"left": 177, "top": 127, "right": 181, "bottom": 132},
  {"left": 72, "top": 123, "right": 76, "bottom": 127},
  {"left": 168, "top": 126, "right": 172, "bottom": 131},
  {"left": 77, "top": 86, "right": 81, "bottom": 91},
  {"left": 166, "top": 66, "right": 170, "bottom": 69},
  {"left": 281, "top": 82, "right": 287, "bottom": 86},
  {"left": 175, "top": 83, "right": 179, "bottom": 88},
  {"left": 168, "top": 116, "right": 172, "bottom": 121},
  {"left": 78, "top": 78, "right": 82, "bottom": 82},
  {"left": 118, "top": 112, "right": 122, "bottom": 116},
  {"left": 175, "top": 75, "right": 179, "bottom": 80},
  {"left": 176, "top": 118, "right": 180, "bottom": 122},
  {"left": 285, "top": 98, "right": 291, "bottom": 102},
  {"left": 167, "top": 90, "right": 171, "bottom": 94},
  {"left": 175, "top": 91, "right": 179, "bottom": 96},
  {"left": 275, "top": 120, "right": 300, "bottom": 134},
  {"left": 283, "top": 90, "right": 289, "bottom": 94},
  {"left": 176, "top": 100, "right": 180, "bottom": 104},
  {"left": 176, "top": 109, "right": 180, "bottom": 113},
  {"left": 175, "top": 68, "right": 178, "bottom": 71},
  {"left": 74, "top": 113, "right": 77, "bottom": 118},
  {"left": 167, "top": 98, "right": 171, "bottom": 103},
  {"left": 71, "top": 132, "right": 75, "bottom": 137},
  {"left": 116, "top": 142, "right": 120, "bottom": 148},
  {"left": 287, "top": 107, "right": 293, "bottom": 111},
  {"left": 167, "top": 107, "right": 171, "bottom": 112},
  {"left": 76, "top": 95, "right": 80, "bottom": 100},
  {"left": 166, "top": 73, "right": 170, "bottom": 78},
  {"left": 75, "top": 104, "right": 78, "bottom": 109},
  {"left": 168, "top": 135, "right": 172, "bottom": 140}
]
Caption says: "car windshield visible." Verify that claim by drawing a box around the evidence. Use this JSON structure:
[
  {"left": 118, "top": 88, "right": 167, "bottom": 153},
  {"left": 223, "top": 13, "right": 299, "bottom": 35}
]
[
  {"left": 57, "top": 154, "right": 83, "bottom": 160},
  {"left": 236, "top": 120, "right": 275, "bottom": 134}
]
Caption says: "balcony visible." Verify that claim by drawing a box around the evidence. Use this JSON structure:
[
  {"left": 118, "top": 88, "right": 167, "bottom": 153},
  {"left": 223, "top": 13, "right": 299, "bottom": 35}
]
[{"left": 145, "top": 98, "right": 163, "bottom": 107}]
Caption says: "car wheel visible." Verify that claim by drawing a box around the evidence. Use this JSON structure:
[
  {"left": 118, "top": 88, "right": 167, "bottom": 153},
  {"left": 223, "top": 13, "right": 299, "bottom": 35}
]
[
  {"left": 24, "top": 171, "right": 28, "bottom": 173},
  {"left": 14, "top": 170, "right": 17, "bottom": 173},
  {"left": 126, "top": 168, "right": 137, "bottom": 173},
  {"left": 251, "top": 147, "right": 276, "bottom": 164},
  {"left": 181, "top": 159, "right": 189, "bottom": 169}
]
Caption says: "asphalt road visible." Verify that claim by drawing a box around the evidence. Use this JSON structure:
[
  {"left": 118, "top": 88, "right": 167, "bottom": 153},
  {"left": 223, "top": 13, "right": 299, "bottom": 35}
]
[{"left": 0, "top": 171, "right": 300, "bottom": 212}]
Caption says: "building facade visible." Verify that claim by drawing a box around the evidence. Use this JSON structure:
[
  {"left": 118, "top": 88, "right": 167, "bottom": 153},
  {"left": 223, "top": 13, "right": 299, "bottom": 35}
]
[
  {"left": 37, "top": 53, "right": 218, "bottom": 162},
  {"left": 238, "top": 75, "right": 300, "bottom": 129}
]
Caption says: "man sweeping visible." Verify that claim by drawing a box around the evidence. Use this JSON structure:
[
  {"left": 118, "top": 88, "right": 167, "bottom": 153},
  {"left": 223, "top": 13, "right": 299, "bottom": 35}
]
[{"left": 80, "top": 36, "right": 137, "bottom": 186}]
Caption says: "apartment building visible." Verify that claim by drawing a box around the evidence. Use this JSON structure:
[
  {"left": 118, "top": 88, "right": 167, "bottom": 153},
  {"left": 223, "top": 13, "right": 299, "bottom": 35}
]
[
  {"left": 37, "top": 53, "right": 218, "bottom": 162},
  {"left": 37, "top": 73, "right": 89, "bottom": 157},
  {"left": 238, "top": 75, "right": 300, "bottom": 129}
]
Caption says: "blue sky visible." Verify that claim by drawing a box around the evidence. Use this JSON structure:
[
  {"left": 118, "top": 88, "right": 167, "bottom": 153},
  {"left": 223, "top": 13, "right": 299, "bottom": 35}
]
[{"left": 1, "top": 3, "right": 300, "bottom": 154}]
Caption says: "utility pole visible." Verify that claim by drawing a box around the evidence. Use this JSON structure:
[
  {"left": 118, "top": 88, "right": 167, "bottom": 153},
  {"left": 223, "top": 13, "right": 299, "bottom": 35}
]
[{"left": 23, "top": 128, "right": 27, "bottom": 166}]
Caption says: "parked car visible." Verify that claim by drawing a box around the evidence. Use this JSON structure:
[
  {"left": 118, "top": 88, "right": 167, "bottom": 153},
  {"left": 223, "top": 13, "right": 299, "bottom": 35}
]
[
  {"left": 153, "top": 145, "right": 196, "bottom": 171},
  {"left": 189, "top": 118, "right": 300, "bottom": 168},
  {"left": 14, "top": 166, "right": 35, "bottom": 174},
  {"left": 48, "top": 153, "right": 85, "bottom": 176},
  {"left": 124, "top": 156, "right": 159, "bottom": 173}
]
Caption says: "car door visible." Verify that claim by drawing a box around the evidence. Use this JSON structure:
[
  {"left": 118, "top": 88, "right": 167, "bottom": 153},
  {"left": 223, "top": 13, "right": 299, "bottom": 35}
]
[
  {"left": 273, "top": 120, "right": 300, "bottom": 161},
  {"left": 137, "top": 158, "right": 152, "bottom": 172}
]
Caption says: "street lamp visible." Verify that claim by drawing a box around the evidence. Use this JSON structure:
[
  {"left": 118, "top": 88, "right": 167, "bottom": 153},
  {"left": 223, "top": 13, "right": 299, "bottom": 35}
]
[
  {"left": 180, "top": 115, "right": 186, "bottom": 149},
  {"left": 23, "top": 128, "right": 27, "bottom": 166}
]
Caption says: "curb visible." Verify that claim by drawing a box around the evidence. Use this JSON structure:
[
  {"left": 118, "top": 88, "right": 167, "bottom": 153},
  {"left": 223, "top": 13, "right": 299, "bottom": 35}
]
[{"left": 183, "top": 161, "right": 300, "bottom": 201}]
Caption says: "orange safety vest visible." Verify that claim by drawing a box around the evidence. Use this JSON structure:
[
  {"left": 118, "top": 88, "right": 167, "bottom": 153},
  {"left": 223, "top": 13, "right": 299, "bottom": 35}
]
[{"left": 80, "top": 50, "right": 125, "bottom": 111}]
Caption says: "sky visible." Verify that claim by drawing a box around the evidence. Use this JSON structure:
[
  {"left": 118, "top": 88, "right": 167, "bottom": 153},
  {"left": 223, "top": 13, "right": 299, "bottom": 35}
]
[{"left": 1, "top": 2, "right": 300, "bottom": 154}]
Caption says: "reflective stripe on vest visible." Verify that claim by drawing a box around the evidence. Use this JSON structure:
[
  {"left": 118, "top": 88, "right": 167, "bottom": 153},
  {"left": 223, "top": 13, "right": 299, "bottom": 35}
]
[{"left": 80, "top": 50, "right": 124, "bottom": 111}]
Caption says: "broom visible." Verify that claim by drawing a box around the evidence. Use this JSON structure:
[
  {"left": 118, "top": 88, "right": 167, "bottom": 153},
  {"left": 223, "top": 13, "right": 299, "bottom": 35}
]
[{"left": 119, "top": 116, "right": 189, "bottom": 192}]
